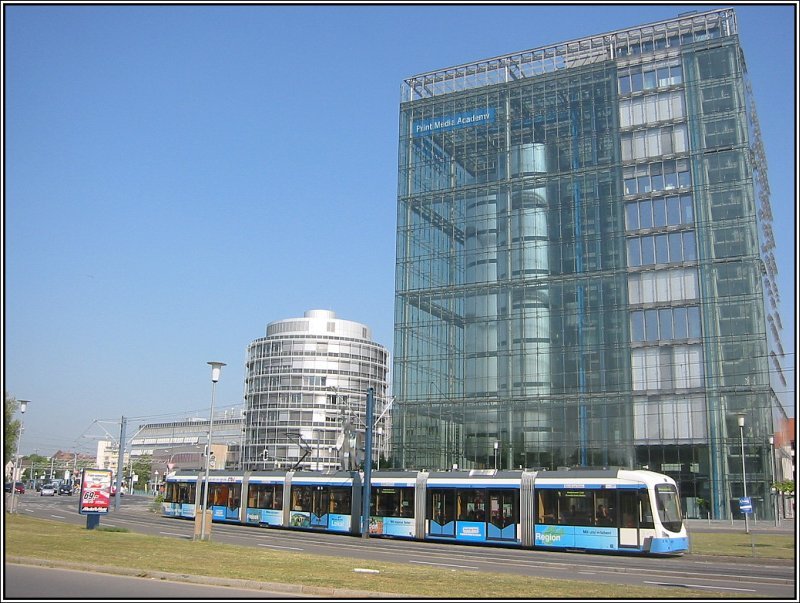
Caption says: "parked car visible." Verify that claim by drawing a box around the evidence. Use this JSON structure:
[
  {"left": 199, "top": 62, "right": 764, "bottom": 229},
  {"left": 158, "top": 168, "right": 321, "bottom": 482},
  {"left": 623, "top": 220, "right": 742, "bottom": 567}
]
[
  {"left": 40, "top": 483, "right": 56, "bottom": 496},
  {"left": 109, "top": 485, "right": 125, "bottom": 496},
  {"left": 4, "top": 482, "right": 25, "bottom": 494},
  {"left": 58, "top": 483, "right": 74, "bottom": 496}
]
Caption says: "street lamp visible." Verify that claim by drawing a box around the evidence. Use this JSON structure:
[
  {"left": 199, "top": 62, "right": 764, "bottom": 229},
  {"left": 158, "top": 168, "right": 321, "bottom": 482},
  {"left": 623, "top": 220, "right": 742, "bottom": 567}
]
[
  {"left": 376, "top": 427, "right": 383, "bottom": 471},
  {"left": 10, "top": 400, "right": 29, "bottom": 514},
  {"left": 738, "top": 416, "right": 749, "bottom": 534},
  {"left": 769, "top": 435, "right": 779, "bottom": 526},
  {"left": 198, "top": 361, "right": 225, "bottom": 542},
  {"left": 326, "top": 385, "right": 340, "bottom": 470},
  {"left": 493, "top": 441, "right": 499, "bottom": 471},
  {"left": 316, "top": 429, "right": 323, "bottom": 472}
]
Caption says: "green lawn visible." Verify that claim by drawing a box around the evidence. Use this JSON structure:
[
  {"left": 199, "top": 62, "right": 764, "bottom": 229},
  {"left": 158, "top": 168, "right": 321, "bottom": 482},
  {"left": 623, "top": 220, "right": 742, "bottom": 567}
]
[
  {"left": 5, "top": 515, "right": 787, "bottom": 598},
  {"left": 688, "top": 530, "right": 795, "bottom": 559}
]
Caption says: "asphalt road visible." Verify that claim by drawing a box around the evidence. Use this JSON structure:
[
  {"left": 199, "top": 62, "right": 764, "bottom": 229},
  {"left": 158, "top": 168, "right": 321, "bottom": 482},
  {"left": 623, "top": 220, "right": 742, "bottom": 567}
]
[
  {"left": 8, "top": 493, "right": 797, "bottom": 599},
  {"left": 4, "top": 564, "right": 310, "bottom": 599}
]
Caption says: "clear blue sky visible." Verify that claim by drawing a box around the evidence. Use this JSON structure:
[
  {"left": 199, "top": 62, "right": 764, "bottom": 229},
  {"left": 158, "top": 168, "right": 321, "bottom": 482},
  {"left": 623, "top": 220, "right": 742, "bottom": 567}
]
[{"left": 5, "top": 3, "right": 796, "bottom": 455}]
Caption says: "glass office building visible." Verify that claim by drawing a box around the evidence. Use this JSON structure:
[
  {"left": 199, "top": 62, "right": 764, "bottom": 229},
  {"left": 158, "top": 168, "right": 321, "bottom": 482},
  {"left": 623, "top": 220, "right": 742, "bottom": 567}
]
[
  {"left": 243, "top": 310, "right": 389, "bottom": 472},
  {"left": 392, "top": 8, "right": 788, "bottom": 519}
]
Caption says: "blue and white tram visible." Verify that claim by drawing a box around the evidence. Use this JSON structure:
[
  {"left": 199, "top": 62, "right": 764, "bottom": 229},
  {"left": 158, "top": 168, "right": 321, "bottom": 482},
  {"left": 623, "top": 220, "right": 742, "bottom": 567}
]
[
  {"left": 162, "top": 467, "right": 687, "bottom": 555},
  {"left": 162, "top": 471, "right": 198, "bottom": 519},
  {"left": 528, "top": 469, "right": 688, "bottom": 554},
  {"left": 422, "top": 470, "right": 523, "bottom": 545},
  {"left": 368, "top": 471, "right": 419, "bottom": 538},
  {"left": 282, "top": 471, "right": 361, "bottom": 532}
]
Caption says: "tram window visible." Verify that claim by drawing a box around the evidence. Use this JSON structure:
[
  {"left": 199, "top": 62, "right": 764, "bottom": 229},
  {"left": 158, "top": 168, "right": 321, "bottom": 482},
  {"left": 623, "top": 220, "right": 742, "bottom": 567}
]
[
  {"left": 537, "top": 489, "right": 559, "bottom": 525},
  {"left": 594, "top": 494, "right": 615, "bottom": 526},
  {"left": 178, "top": 484, "right": 194, "bottom": 504},
  {"left": 655, "top": 484, "right": 683, "bottom": 532},
  {"left": 639, "top": 490, "right": 655, "bottom": 528},
  {"left": 248, "top": 484, "right": 283, "bottom": 510},
  {"left": 560, "top": 490, "right": 594, "bottom": 526},
  {"left": 371, "top": 488, "right": 392, "bottom": 516},
  {"left": 489, "top": 490, "right": 518, "bottom": 528},
  {"left": 329, "top": 487, "right": 351, "bottom": 514},
  {"left": 291, "top": 486, "right": 314, "bottom": 512},
  {"left": 427, "top": 489, "right": 456, "bottom": 525},
  {"left": 619, "top": 490, "right": 638, "bottom": 527},
  {"left": 457, "top": 489, "right": 486, "bottom": 521},
  {"left": 209, "top": 484, "right": 230, "bottom": 506},
  {"left": 372, "top": 487, "right": 413, "bottom": 517},
  {"left": 399, "top": 489, "right": 415, "bottom": 517}
]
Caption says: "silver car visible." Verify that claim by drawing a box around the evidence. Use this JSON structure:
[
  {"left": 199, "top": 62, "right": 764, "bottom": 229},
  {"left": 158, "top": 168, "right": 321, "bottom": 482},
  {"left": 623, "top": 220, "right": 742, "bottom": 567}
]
[{"left": 40, "top": 484, "right": 56, "bottom": 496}]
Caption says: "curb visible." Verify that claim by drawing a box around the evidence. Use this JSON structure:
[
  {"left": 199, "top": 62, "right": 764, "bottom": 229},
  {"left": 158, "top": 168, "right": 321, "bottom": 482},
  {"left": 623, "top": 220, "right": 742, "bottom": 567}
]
[
  {"left": 683, "top": 552, "right": 795, "bottom": 567},
  {"left": 6, "top": 556, "right": 407, "bottom": 598}
]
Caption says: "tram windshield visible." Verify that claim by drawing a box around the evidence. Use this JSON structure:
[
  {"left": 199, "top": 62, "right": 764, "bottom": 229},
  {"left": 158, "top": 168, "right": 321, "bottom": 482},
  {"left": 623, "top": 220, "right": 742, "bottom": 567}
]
[{"left": 654, "top": 484, "right": 683, "bottom": 533}]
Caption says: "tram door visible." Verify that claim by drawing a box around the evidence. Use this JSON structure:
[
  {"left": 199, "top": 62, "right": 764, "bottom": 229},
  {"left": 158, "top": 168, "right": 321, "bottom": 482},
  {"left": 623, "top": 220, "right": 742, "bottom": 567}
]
[
  {"left": 311, "top": 486, "right": 330, "bottom": 528},
  {"left": 618, "top": 490, "right": 639, "bottom": 548},
  {"left": 428, "top": 489, "right": 456, "bottom": 537},
  {"left": 488, "top": 490, "right": 517, "bottom": 541}
]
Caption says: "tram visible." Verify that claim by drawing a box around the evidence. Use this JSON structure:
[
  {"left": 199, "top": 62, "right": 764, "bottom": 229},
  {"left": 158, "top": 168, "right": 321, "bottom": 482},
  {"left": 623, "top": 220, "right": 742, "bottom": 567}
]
[{"left": 162, "top": 468, "right": 688, "bottom": 555}]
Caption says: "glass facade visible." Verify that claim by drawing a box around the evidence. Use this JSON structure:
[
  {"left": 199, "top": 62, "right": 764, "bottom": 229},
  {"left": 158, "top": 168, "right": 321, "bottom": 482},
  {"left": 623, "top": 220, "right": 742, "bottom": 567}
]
[
  {"left": 392, "top": 8, "right": 787, "bottom": 519},
  {"left": 243, "top": 310, "right": 389, "bottom": 472}
]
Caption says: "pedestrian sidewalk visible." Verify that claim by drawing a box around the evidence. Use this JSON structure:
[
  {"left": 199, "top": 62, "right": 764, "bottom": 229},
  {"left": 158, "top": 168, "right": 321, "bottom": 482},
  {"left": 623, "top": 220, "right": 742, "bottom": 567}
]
[{"left": 686, "top": 517, "right": 796, "bottom": 534}]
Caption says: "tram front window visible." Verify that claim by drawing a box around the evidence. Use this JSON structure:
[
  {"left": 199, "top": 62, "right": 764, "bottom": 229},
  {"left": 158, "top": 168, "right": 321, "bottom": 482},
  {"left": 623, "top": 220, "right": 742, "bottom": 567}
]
[{"left": 655, "top": 484, "right": 683, "bottom": 533}]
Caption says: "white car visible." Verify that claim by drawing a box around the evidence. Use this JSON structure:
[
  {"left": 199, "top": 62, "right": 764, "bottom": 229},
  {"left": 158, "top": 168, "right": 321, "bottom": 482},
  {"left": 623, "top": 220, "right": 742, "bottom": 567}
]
[{"left": 40, "top": 484, "right": 56, "bottom": 496}]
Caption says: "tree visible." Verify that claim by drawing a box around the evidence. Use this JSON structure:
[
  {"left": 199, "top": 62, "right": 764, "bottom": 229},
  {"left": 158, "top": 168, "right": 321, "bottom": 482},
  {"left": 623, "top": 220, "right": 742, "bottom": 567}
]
[
  {"left": 4, "top": 392, "right": 22, "bottom": 470},
  {"left": 131, "top": 455, "right": 153, "bottom": 492},
  {"left": 773, "top": 480, "right": 795, "bottom": 495}
]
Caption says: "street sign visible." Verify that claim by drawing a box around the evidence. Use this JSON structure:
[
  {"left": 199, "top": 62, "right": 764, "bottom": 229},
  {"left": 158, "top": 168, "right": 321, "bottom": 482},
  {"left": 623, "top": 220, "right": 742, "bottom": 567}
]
[{"left": 739, "top": 496, "right": 753, "bottom": 513}]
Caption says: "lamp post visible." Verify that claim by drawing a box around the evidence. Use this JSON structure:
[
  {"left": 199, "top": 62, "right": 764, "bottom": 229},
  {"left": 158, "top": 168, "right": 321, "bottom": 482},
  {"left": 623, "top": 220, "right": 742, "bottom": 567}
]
[
  {"left": 199, "top": 361, "right": 225, "bottom": 542},
  {"left": 327, "top": 385, "right": 340, "bottom": 470},
  {"left": 10, "top": 400, "right": 29, "bottom": 514},
  {"left": 738, "top": 416, "right": 749, "bottom": 534},
  {"left": 316, "top": 429, "right": 323, "bottom": 471},
  {"left": 769, "top": 435, "right": 779, "bottom": 526},
  {"left": 376, "top": 427, "right": 383, "bottom": 471},
  {"left": 361, "top": 388, "right": 375, "bottom": 539},
  {"left": 493, "top": 441, "right": 499, "bottom": 471}
]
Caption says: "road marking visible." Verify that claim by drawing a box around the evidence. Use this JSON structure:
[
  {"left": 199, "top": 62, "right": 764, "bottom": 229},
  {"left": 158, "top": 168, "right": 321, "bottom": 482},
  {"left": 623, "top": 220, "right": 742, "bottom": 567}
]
[
  {"left": 643, "top": 581, "right": 755, "bottom": 592},
  {"left": 50, "top": 515, "right": 65, "bottom": 519},
  {"left": 257, "top": 543, "right": 304, "bottom": 551},
  {"left": 410, "top": 560, "right": 479, "bottom": 570}
]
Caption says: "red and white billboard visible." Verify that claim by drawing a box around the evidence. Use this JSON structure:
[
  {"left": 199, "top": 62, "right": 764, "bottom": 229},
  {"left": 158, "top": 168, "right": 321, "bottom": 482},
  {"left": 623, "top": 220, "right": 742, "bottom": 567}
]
[{"left": 78, "top": 468, "right": 112, "bottom": 514}]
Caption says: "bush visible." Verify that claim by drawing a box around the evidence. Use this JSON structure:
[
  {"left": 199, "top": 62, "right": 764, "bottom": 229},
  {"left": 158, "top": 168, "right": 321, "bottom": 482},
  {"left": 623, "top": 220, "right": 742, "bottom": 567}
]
[{"left": 149, "top": 493, "right": 164, "bottom": 514}]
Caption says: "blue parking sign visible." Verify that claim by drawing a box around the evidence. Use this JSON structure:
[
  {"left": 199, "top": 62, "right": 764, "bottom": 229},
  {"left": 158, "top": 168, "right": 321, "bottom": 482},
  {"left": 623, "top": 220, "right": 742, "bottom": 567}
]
[{"left": 739, "top": 497, "right": 752, "bottom": 513}]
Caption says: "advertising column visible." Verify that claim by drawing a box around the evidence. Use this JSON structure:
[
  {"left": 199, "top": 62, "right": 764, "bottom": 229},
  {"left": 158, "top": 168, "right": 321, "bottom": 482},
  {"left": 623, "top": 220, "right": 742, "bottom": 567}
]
[{"left": 78, "top": 468, "right": 112, "bottom": 529}]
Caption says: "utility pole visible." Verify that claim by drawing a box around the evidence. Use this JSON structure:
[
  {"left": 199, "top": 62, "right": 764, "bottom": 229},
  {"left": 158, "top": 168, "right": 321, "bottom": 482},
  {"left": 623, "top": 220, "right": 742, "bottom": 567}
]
[
  {"left": 114, "top": 417, "right": 127, "bottom": 511},
  {"left": 361, "top": 388, "right": 375, "bottom": 539}
]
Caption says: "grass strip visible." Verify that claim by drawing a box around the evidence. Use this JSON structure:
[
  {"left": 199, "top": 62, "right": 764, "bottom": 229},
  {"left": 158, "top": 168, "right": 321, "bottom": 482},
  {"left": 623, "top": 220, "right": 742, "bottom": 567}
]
[
  {"left": 688, "top": 531, "right": 795, "bottom": 559},
  {"left": 4, "top": 515, "right": 764, "bottom": 598}
]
